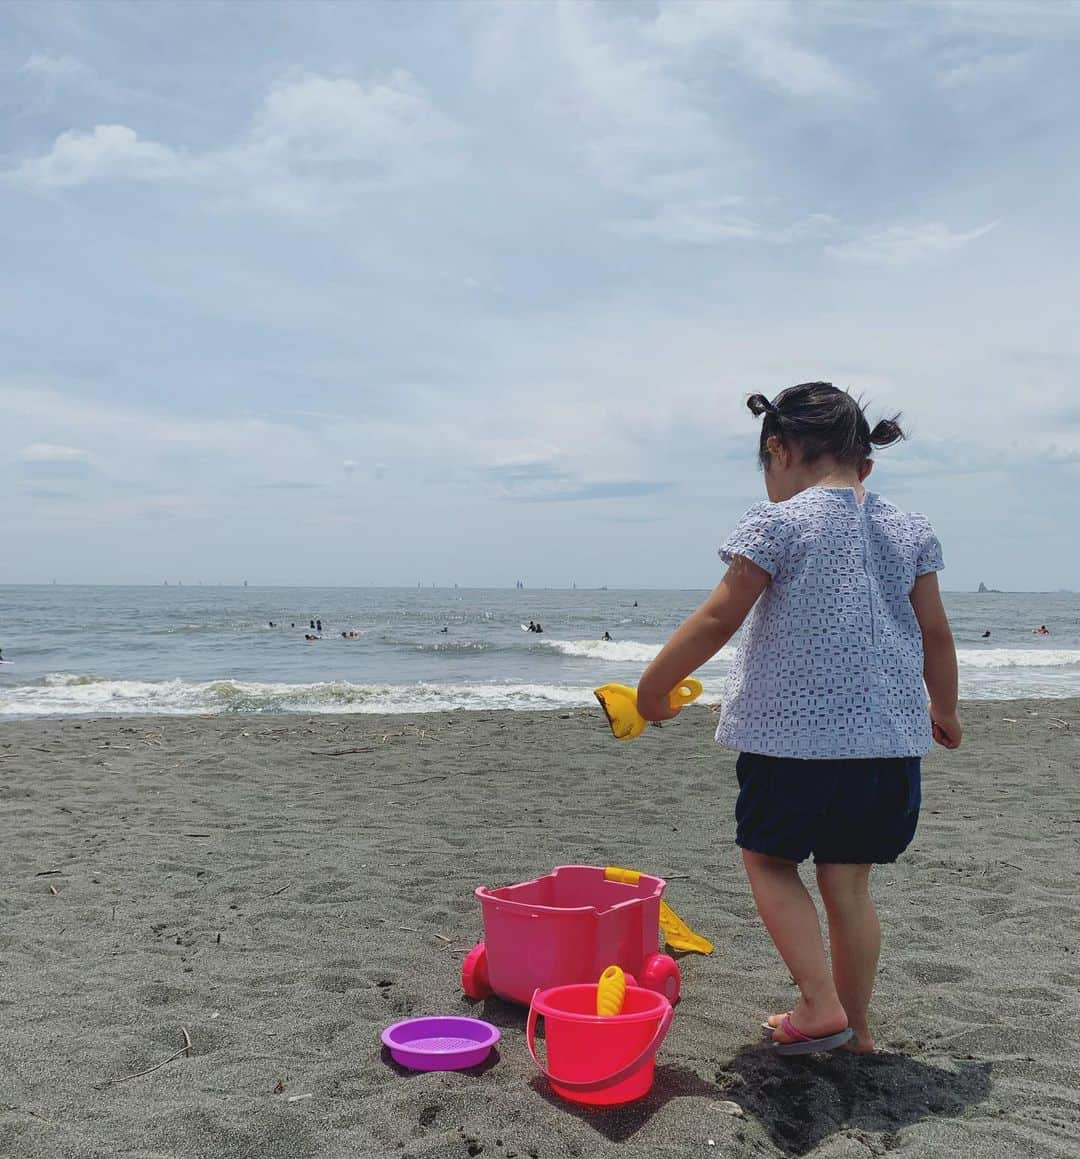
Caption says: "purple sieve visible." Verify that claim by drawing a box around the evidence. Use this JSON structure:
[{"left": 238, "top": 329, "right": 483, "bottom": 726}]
[{"left": 381, "top": 1016, "right": 500, "bottom": 1072}]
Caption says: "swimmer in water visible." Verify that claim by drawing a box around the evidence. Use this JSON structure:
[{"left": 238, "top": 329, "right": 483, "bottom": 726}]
[
  {"left": 981, "top": 630, "right": 990, "bottom": 638},
  {"left": 603, "top": 631, "right": 612, "bottom": 641}
]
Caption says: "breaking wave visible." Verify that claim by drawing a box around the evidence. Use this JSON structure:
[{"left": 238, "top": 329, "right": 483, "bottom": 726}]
[{"left": 0, "top": 675, "right": 601, "bottom": 718}]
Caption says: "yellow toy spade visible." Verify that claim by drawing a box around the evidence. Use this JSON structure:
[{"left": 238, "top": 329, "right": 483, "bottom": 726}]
[
  {"left": 604, "top": 866, "right": 714, "bottom": 955},
  {"left": 594, "top": 678, "right": 703, "bottom": 741}
]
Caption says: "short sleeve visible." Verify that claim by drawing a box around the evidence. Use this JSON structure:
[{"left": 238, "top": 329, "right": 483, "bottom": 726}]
[
  {"left": 719, "top": 502, "right": 792, "bottom": 578},
  {"left": 912, "top": 515, "right": 944, "bottom": 575}
]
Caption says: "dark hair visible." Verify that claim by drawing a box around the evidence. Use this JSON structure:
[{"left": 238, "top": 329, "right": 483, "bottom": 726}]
[{"left": 747, "top": 382, "right": 904, "bottom": 469}]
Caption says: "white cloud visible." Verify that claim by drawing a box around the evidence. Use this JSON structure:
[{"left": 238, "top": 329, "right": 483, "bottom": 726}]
[
  {"left": 552, "top": 1, "right": 729, "bottom": 195},
  {"left": 928, "top": 1, "right": 1080, "bottom": 41},
  {"left": 21, "top": 53, "right": 91, "bottom": 83},
  {"left": 5, "top": 71, "right": 462, "bottom": 210},
  {"left": 18, "top": 442, "right": 95, "bottom": 481},
  {"left": 611, "top": 204, "right": 839, "bottom": 246},
  {"left": 20, "top": 442, "right": 91, "bottom": 463},
  {"left": 937, "top": 51, "right": 1029, "bottom": 90},
  {"left": 615, "top": 208, "right": 997, "bottom": 262},
  {"left": 611, "top": 203, "right": 762, "bottom": 244},
  {"left": 229, "top": 71, "right": 462, "bottom": 209},
  {"left": 7, "top": 124, "right": 185, "bottom": 189},
  {"left": 650, "top": 0, "right": 861, "bottom": 100},
  {"left": 826, "top": 221, "right": 999, "bottom": 266}
]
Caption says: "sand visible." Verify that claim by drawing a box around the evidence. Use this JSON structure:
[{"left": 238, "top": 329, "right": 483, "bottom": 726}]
[{"left": 1, "top": 699, "right": 1078, "bottom": 1159}]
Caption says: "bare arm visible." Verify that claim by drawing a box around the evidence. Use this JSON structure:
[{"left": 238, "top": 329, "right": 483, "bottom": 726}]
[
  {"left": 637, "top": 555, "right": 770, "bottom": 721},
  {"left": 910, "top": 571, "right": 962, "bottom": 749}
]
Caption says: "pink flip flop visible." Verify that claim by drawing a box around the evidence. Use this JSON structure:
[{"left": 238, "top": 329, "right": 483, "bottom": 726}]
[{"left": 766, "top": 1013, "right": 853, "bottom": 1056}]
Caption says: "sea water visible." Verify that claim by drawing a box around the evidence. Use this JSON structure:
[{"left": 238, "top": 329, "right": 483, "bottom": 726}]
[{"left": 0, "top": 585, "right": 1077, "bottom": 717}]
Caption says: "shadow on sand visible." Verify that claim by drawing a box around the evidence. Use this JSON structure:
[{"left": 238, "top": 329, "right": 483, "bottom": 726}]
[
  {"left": 475, "top": 996, "right": 992, "bottom": 1154},
  {"left": 527, "top": 1045, "right": 991, "bottom": 1152},
  {"left": 528, "top": 1063, "right": 724, "bottom": 1144},
  {"left": 720, "top": 1046, "right": 992, "bottom": 1156}
]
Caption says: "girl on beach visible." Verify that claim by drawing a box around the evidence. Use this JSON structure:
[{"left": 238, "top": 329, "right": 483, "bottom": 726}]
[{"left": 636, "top": 382, "right": 961, "bottom": 1056}]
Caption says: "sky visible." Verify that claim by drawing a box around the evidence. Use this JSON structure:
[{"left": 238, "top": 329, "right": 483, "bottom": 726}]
[{"left": 2, "top": 0, "right": 1078, "bottom": 591}]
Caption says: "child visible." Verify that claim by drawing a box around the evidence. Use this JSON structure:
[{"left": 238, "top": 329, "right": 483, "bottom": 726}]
[{"left": 636, "top": 382, "right": 960, "bottom": 1056}]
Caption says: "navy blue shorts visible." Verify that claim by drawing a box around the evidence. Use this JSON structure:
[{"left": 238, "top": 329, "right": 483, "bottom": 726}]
[{"left": 735, "top": 751, "right": 921, "bottom": 865}]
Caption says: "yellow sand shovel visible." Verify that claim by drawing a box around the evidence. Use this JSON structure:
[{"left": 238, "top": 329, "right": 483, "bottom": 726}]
[
  {"left": 593, "top": 678, "right": 703, "bottom": 741},
  {"left": 604, "top": 866, "right": 714, "bottom": 955}
]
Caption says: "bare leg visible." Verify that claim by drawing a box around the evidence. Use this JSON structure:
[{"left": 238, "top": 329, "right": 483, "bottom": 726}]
[
  {"left": 815, "top": 862, "right": 879, "bottom": 1053},
  {"left": 742, "top": 850, "right": 847, "bottom": 1041}
]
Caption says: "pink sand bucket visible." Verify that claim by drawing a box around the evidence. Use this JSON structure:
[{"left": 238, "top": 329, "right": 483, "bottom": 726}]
[{"left": 526, "top": 983, "right": 673, "bottom": 1107}]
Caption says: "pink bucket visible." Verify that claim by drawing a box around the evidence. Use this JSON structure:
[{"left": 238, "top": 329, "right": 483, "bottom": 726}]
[{"left": 527, "top": 983, "right": 673, "bottom": 1106}]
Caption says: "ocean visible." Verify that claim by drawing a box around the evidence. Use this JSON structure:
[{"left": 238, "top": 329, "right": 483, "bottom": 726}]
[{"left": 0, "top": 585, "right": 1078, "bottom": 718}]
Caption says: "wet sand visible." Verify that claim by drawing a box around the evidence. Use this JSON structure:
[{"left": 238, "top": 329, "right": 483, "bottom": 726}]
[{"left": 1, "top": 699, "right": 1078, "bottom": 1158}]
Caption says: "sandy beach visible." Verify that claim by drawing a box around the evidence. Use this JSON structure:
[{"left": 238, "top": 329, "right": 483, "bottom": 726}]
[{"left": 1, "top": 699, "right": 1078, "bottom": 1159}]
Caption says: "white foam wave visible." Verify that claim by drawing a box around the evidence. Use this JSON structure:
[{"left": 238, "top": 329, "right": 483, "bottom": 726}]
[
  {"left": 956, "top": 649, "right": 1080, "bottom": 670},
  {"left": 541, "top": 638, "right": 729, "bottom": 667},
  {"left": 0, "top": 677, "right": 603, "bottom": 718}
]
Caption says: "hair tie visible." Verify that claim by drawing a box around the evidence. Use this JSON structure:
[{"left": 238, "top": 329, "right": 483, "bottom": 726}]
[{"left": 763, "top": 400, "right": 779, "bottom": 416}]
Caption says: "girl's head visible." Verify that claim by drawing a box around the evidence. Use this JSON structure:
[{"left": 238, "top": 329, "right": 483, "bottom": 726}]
[{"left": 747, "top": 382, "right": 904, "bottom": 502}]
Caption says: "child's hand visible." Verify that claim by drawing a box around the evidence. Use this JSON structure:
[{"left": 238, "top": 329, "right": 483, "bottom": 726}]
[
  {"left": 636, "top": 692, "right": 681, "bottom": 722},
  {"left": 930, "top": 705, "right": 963, "bottom": 749}
]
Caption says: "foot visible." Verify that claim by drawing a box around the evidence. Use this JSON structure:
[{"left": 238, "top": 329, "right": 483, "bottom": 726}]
[
  {"left": 764, "top": 999, "right": 848, "bottom": 1045},
  {"left": 765, "top": 1012, "right": 875, "bottom": 1054}
]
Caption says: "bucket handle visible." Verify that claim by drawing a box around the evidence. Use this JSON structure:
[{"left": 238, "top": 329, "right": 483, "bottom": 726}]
[{"left": 526, "top": 990, "right": 674, "bottom": 1093}]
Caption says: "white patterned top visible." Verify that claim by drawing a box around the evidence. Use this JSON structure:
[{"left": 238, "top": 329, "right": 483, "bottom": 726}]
[{"left": 714, "top": 487, "right": 944, "bottom": 759}]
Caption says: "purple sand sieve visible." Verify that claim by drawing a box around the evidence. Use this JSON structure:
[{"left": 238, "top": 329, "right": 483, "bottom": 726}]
[{"left": 381, "top": 1016, "right": 500, "bottom": 1072}]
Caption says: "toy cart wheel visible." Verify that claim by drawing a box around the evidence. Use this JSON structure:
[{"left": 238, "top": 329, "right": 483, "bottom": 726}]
[
  {"left": 461, "top": 942, "right": 493, "bottom": 999},
  {"left": 639, "top": 953, "right": 681, "bottom": 1004}
]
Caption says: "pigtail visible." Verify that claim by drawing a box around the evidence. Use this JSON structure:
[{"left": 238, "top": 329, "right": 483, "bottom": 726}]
[{"left": 869, "top": 416, "right": 905, "bottom": 448}]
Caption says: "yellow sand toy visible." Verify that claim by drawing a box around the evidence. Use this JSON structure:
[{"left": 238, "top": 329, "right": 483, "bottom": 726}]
[
  {"left": 596, "top": 964, "right": 627, "bottom": 1015},
  {"left": 593, "top": 678, "right": 703, "bottom": 741},
  {"left": 604, "top": 866, "right": 714, "bottom": 955}
]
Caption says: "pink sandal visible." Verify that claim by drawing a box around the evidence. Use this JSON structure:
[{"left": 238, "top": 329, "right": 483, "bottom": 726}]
[{"left": 765, "top": 1013, "right": 853, "bottom": 1056}]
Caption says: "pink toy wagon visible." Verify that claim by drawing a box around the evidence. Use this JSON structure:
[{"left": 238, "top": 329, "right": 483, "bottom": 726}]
[{"left": 461, "top": 865, "right": 681, "bottom": 1005}]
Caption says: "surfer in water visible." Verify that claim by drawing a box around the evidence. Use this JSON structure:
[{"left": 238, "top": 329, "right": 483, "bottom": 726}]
[{"left": 603, "top": 631, "right": 613, "bottom": 641}]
